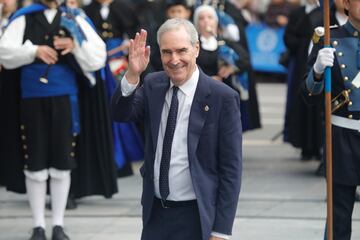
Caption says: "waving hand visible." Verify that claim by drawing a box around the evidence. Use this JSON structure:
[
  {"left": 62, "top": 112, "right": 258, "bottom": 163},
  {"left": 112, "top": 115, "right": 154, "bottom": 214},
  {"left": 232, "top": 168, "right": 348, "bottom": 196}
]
[{"left": 126, "top": 29, "right": 151, "bottom": 84}]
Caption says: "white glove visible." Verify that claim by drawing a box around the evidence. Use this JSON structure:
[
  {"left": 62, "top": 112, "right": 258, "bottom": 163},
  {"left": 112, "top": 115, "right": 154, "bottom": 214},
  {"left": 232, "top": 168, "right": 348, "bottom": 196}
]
[{"left": 313, "top": 47, "right": 336, "bottom": 74}]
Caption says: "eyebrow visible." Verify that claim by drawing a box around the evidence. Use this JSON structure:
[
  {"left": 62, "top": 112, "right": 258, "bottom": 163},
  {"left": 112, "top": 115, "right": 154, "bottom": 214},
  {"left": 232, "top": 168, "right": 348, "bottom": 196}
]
[{"left": 161, "top": 47, "right": 189, "bottom": 54}]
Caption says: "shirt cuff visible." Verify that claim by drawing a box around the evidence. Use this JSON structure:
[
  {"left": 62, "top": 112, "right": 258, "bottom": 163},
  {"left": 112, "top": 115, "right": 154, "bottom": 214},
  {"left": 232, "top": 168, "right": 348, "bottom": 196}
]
[
  {"left": 211, "top": 231, "right": 231, "bottom": 239},
  {"left": 121, "top": 75, "right": 139, "bottom": 97},
  {"left": 24, "top": 40, "right": 37, "bottom": 61}
]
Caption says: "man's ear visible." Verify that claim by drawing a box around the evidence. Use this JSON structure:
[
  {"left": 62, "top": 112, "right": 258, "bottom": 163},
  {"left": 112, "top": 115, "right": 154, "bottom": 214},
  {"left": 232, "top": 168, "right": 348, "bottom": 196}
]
[
  {"left": 194, "top": 41, "right": 200, "bottom": 57},
  {"left": 343, "top": 0, "right": 350, "bottom": 14}
]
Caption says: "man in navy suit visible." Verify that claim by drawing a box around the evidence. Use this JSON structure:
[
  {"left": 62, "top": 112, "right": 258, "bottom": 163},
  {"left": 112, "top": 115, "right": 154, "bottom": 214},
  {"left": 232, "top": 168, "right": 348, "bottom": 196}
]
[{"left": 111, "top": 18, "right": 242, "bottom": 240}]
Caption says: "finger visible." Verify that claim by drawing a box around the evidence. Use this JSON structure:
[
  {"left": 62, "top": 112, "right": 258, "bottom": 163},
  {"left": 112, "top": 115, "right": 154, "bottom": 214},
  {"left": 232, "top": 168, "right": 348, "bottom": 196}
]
[
  {"left": 45, "top": 50, "right": 58, "bottom": 63},
  {"left": 134, "top": 32, "right": 140, "bottom": 50},
  {"left": 48, "top": 48, "right": 58, "bottom": 61},
  {"left": 54, "top": 41, "right": 68, "bottom": 50},
  {"left": 129, "top": 39, "right": 135, "bottom": 56},
  {"left": 140, "top": 29, "right": 147, "bottom": 48},
  {"left": 61, "top": 48, "right": 72, "bottom": 55},
  {"left": 144, "top": 45, "right": 151, "bottom": 61},
  {"left": 43, "top": 54, "right": 56, "bottom": 64}
]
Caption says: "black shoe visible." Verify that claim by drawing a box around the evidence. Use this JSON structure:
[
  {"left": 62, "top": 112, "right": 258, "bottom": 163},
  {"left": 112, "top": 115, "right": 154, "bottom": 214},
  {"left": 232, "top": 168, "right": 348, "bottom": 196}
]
[
  {"left": 355, "top": 190, "right": 360, "bottom": 202},
  {"left": 52, "top": 226, "right": 70, "bottom": 240},
  {"left": 66, "top": 194, "right": 77, "bottom": 210},
  {"left": 301, "top": 153, "right": 312, "bottom": 161},
  {"left": 315, "top": 162, "right": 325, "bottom": 177},
  {"left": 29, "top": 227, "right": 46, "bottom": 240}
]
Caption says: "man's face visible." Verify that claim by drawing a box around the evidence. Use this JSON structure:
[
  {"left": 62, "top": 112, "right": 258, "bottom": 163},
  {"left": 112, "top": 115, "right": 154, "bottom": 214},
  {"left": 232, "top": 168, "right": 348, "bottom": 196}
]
[
  {"left": 159, "top": 26, "right": 199, "bottom": 86},
  {"left": 344, "top": 0, "right": 360, "bottom": 23},
  {"left": 166, "top": 5, "right": 191, "bottom": 19}
]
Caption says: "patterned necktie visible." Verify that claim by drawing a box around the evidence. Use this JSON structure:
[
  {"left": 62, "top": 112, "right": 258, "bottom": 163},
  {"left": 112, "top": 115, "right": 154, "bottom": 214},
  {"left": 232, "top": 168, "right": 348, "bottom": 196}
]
[{"left": 159, "top": 86, "right": 179, "bottom": 200}]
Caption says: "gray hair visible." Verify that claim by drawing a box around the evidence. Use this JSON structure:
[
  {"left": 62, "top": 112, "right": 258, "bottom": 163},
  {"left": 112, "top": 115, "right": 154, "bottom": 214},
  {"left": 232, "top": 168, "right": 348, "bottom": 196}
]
[
  {"left": 193, "top": 5, "right": 218, "bottom": 32},
  {"left": 157, "top": 18, "right": 199, "bottom": 47}
]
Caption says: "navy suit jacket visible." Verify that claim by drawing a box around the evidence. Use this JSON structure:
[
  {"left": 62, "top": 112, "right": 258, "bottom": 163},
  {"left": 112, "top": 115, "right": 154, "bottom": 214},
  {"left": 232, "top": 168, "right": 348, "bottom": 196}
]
[{"left": 111, "top": 69, "right": 242, "bottom": 239}]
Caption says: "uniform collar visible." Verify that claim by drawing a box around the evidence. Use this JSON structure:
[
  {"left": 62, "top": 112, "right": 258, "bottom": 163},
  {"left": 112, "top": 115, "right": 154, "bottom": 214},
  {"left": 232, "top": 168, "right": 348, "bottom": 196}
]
[{"left": 344, "top": 21, "right": 360, "bottom": 38}]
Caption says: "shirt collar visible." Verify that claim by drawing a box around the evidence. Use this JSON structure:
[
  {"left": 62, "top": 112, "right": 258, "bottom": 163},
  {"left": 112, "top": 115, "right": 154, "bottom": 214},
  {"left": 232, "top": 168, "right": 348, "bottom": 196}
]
[
  {"left": 170, "top": 66, "right": 199, "bottom": 97},
  {"left": 305, "top": 3, "right": 317, "bottom": 14},
  {"left": 200, "top": 36, "right": 218, "bottom": 51}
]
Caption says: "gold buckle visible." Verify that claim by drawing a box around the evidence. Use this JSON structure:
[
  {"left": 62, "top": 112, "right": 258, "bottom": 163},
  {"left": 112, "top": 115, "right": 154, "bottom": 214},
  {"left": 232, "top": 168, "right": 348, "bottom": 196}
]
[{"left": 332, "top": 90, "right": 350, "bottom": 113}]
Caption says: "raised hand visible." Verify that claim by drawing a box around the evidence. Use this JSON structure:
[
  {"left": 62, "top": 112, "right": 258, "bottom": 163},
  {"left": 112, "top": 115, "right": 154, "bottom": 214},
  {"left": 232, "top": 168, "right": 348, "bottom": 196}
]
[{"left": 126, "top": 29, "right": 150, "bottom": 84}]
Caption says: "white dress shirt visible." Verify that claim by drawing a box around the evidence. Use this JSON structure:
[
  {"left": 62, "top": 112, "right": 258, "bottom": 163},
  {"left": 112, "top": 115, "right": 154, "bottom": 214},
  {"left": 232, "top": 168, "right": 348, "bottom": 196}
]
[
  {"left": 0, "top": 8, "right": 106, "bottom": 84},
  {"left": 121, "top": 67, "right": 231, "bottom": 239}
]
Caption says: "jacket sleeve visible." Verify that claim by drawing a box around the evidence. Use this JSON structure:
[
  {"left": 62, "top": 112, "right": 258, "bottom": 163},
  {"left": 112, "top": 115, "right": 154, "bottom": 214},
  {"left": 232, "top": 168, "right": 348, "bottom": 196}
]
[
  {"left": 302, "top": 40, "right": 324, "bottom": 105},
  {"left": 212, "top": 92, "right": 242, "bottom": 235},
  {"left": 110, "top": 78, "right": 145, "bottom": 123}
]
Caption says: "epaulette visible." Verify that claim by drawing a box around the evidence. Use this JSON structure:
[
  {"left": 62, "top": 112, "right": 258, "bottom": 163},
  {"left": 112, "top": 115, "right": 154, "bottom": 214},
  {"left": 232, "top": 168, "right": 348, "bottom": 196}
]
[{"left": 312, "top": 25, "right": 339, "bottom": 44}]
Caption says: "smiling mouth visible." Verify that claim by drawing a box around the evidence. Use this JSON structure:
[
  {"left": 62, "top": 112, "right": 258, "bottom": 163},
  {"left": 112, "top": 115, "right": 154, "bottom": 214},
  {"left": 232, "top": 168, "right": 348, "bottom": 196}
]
[{"left": 168, "top": 64, "right": 185, "bottom": 70}]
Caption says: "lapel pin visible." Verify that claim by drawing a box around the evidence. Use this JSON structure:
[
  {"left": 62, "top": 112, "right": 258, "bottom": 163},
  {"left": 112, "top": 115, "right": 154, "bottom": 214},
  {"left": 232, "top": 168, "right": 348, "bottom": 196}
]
[{"left": 204, "top": 105, "right": 209, "bottom": 112}]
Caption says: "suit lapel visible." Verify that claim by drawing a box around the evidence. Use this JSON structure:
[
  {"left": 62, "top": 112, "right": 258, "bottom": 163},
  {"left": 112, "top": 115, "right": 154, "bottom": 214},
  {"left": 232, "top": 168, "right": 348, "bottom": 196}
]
[
  {"left": 149, "top": 75, "right": 170, "bottom": 152},
  {"left": 188, "top": 70, "right": 211, "bottom": 160}
]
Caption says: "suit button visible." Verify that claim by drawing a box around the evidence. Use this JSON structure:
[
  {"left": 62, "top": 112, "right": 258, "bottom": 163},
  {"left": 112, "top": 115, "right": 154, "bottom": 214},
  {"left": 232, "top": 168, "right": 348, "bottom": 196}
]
[
  {"left": 349, "top": 101, "right": 353, "bottom": 106},
  {"left": 332, "top": 40, "right": 338, "bottom": 46},
  {"left": 344, "top": 76, "right": 349, "bottom": 81},
  {"left": 338, "top": 52, "right": 343, "bottom": 57},
  {"left": 341, "top": 64, "right": 346, "bottom": 69},
  {"left": 348, "top": 114, "right": 353, "bottom": 119}
]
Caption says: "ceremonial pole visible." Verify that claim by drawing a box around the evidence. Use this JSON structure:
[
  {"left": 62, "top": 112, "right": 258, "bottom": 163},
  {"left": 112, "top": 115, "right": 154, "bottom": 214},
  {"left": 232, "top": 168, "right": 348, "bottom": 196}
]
[{"left": 323, "top": 0, "right": 333, "bottom": 239}]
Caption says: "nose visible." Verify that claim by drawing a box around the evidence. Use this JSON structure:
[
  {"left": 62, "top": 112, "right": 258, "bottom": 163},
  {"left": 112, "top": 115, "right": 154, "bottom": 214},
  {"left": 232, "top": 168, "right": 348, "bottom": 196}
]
[{"left": 169, "top": 53, "right": 180, "bottom": 65}]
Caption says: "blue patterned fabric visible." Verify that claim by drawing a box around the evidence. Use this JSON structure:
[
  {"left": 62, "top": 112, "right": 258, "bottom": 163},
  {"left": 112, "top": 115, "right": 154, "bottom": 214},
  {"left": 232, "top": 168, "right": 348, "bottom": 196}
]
[{"left": 59, "top": 6, "right": 87, "bottom": 45}]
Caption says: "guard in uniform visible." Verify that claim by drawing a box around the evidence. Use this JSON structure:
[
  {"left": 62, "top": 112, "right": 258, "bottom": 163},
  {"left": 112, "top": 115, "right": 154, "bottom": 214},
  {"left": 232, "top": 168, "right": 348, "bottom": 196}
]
[
  {"left": 304, "top": 0, "right": 360, "bottom": 239},
  {"left": 0, "top": 0, "right": 106, "bottom": 239}
]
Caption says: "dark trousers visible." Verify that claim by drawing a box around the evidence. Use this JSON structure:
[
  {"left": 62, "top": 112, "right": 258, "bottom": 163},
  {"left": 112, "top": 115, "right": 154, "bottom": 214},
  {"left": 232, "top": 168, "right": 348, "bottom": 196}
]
[
  {"left": 141, "top": 198, "right": 202, "bottom": 240},
  {"left": 332, "top": 183, "right": 356, "bottom": 240}
]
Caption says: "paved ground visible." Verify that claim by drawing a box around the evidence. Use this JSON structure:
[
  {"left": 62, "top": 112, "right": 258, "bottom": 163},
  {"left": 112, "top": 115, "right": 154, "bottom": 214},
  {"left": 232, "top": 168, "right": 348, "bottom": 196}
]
[{"left": 1, "top": 83, "right": 359, "bottom": 239}]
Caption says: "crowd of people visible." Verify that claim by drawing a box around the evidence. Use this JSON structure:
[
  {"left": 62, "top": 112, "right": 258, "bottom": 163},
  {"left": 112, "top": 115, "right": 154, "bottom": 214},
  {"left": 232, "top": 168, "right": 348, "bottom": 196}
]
[{"left": 1, "top": 0, "right": 360, "bottom": 239}]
